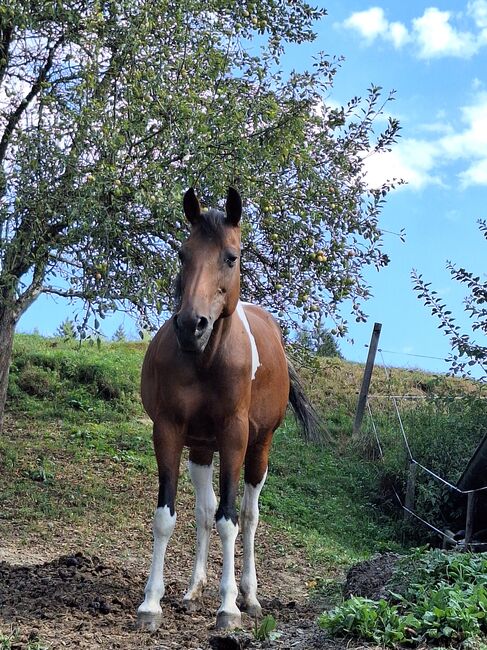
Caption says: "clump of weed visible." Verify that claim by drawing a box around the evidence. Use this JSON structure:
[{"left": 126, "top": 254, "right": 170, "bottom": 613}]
[
  {"left": 16, "top": 365, "right": 55, "bottom": 398},
  {"left": 320, "top": 548, "right": 487, "bottom": 648}
]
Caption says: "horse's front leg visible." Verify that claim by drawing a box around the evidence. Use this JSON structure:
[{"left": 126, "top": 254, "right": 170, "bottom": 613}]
[
  {"left": 239, "top": 439, "right": 272, "bottom": 617},
  {"left": 183, "top": 448, "right": 217, "bottom": 610},
  {"left": 215, "top": 422, "right": 248, "bottom": 630},
  {"left": 137, "top": 420, "right": 183, "bottom": 630}
]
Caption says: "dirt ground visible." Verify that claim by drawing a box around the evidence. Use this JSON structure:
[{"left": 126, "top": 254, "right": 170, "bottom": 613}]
[
  {"left": 0, "top": 523, "right": 346, "bottom": 650},
  {"left": 0, "top": 417, "right": 384, "bottom": 650},
  {"left": 0, "top": 507, "right": 390, "bottom": 650}
]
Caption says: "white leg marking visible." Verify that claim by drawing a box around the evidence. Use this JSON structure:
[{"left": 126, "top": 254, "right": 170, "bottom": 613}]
[
  {"left": 240, "top": 471, "right": 267, "bottom": 614},
  {"left": 184, "top": 461, "right": 217, "bottom": 604},
  {"left": 216, "top": 517, "right": 241, "bottom": 623},
  {"left": 138, "top": 506, "right": 176, "bottom": 616}
]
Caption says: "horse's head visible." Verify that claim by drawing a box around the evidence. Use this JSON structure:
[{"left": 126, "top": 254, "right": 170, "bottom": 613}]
[{"left": 174, "top": 187, "right": 242, "bottom": 353}]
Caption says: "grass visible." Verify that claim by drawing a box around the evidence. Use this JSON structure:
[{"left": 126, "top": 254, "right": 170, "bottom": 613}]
[
  {"left": 7, "top": 334, "right": 147, "bottom": 422},
  {"left": 0, "top": 630, "right": 48, "bottom": 650},
  {"left": 261, "top": 419, "right": 400, "bottom": 568},
  {"left": 2, "top": 334, "right": 485, "bottom": 569}
]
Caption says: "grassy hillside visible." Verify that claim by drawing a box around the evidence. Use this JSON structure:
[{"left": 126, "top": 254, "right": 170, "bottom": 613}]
[{"left": 2, "top": 334, "right": 486, "bottom": 567}]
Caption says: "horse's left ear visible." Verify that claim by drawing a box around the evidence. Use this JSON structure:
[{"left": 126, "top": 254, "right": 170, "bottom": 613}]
[
  {"left": 183, "top": 188, "right": 201, "bottom": 225},
  {"left": 225, "top": 187, "right": 242, "bottom": 226}
]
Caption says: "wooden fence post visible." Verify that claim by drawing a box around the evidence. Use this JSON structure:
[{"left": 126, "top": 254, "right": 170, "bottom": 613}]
[
  {"left": 353, "top": 322, "right": 382, "bottom": 438},
  {"left": 404, "top": 461, "right": 417, "bottom": 523},
  {"left": 464, "top": 491, "right": 477, "bottom": 550}
]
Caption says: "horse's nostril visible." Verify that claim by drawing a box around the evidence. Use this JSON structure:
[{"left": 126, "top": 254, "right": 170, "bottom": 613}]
[{"left": 196, "top": 316, "right": 208, "bottom": 334}]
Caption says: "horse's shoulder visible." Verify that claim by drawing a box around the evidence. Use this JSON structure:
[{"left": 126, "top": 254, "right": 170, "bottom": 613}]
[{"left": 240, "top": 302, "right": 282, "bottom": 337}]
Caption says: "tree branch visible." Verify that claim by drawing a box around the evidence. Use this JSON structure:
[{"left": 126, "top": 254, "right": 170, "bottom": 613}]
[
  {"left": 0, "top": 25, "right": 13, "bottom": 87},
  {"left": 0, "top": 34, "right": 64, "bottom": 164}
]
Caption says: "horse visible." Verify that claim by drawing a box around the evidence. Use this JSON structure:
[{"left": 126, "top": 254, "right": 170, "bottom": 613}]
[{"left": 137, "top": 187, "right": 320, "bottom": 631}]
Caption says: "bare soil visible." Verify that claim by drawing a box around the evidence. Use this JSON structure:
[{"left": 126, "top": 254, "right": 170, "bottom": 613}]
[
  {"left": 0, "top": 518, "right": 342, "bottom": 649},
  {"left": 0, "top": 413, "right": 385, "bottom": 650}
]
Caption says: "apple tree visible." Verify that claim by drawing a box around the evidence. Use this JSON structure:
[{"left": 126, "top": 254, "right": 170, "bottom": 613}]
[{"left": 0, "top": 0, "right": 400, "bottom": 431}]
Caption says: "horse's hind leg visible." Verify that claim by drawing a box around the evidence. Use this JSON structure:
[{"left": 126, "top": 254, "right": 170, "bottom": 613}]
[
  {"left": 183, "top": 448, "right": 217, "bottom": 611},
  {"left": 239, "top": 440, "right": 271, "bottom": 617},
  {"left": 137, "top": 420, "right": 183, "bottom": 630}
]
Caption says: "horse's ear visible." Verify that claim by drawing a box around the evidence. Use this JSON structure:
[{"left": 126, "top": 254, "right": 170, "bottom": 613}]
[
  {"left": 183, "top": 188, "right": 201, "bottom": 225},
  {"left": 225, "top": 187, "right": 242, "bottom": 226}
]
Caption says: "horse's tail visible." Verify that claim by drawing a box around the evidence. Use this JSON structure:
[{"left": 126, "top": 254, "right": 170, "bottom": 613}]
[{"left": 287, "top": 360, "right": 324, "bottom": 444}]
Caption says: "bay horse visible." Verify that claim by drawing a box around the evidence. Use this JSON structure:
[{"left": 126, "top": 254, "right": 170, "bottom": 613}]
[{"left": 137, "top": 187, "right": 320, "bottom": 631}]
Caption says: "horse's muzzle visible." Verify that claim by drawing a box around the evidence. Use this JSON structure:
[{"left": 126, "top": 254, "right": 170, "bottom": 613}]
[{"left": 174, "top": 311, "right": 212, "bottom": 352}]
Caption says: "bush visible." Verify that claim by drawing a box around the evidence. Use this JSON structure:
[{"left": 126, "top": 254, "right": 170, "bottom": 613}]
[
  {"left": 361, "top": 396, "right": 487, "bottom": 541},
  {"left": 16, "top": 365, "right": 56, "bottom": 399}
]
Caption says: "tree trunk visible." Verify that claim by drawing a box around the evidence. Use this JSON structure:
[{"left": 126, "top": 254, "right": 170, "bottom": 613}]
[{"left": 0, "top": 303, "right": 17, "bottom": 435}]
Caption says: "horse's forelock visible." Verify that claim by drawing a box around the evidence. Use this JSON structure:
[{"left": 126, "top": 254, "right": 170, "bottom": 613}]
[{"left": 198, "top": 208, "right": 227, "bottom": 238}]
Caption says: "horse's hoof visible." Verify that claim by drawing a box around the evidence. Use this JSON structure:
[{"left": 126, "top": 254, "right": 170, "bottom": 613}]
[
  {"left": 216, "top": 610, "right": 242, "bottom": 630},
  {"left": 240, "top": 601, "right": 262, "bottom": 618},
  {"left": 183, "top": 597, "right": 201, "bottom": 613},
  {"left": 136, "top": 610, "right": 162, "bottom": 631}
]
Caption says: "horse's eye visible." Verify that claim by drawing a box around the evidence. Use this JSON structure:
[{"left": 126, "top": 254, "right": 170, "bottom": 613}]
[{"left": 225, "top": 254, "right": 238, "bottom": 268}]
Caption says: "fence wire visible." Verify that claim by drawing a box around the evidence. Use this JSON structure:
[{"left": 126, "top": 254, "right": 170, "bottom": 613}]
[{"left": 363, "top": 351, "right": 487, "bottom": 548}]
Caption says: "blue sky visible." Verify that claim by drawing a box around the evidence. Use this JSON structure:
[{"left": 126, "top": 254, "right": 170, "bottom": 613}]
[{"left": 19, "top": 1, "right": 487, "bottom": 376}]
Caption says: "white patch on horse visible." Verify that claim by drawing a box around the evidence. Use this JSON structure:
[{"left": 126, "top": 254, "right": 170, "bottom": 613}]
[
  {"left": 138, "top": 506, "right": 176, "bottom": 617},
  {"left": 216, "top": 517, "right": 241, "bottom": 622},
  {"left": 236, "top": 301, "right": 261, "bottom": 380},
  {"left": 240, "top": 470, "right": 267, "bottom": 614},
  {"left": 184, "top": 461, "right": 217, "bottom": 604}
]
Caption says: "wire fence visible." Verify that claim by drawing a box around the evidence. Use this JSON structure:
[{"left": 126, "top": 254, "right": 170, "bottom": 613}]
[{"left": 363, "top": 349, "right": 487, "bottom": 550}]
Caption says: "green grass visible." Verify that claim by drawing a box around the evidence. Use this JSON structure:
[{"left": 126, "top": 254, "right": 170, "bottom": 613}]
[
  {"left": 8, "top": 334, "right": 147, "bottom": 422},
  {"left": 0, "top": 630, "right": 48, "bottom": 650},
  {"left": 261, "top": 418, "right": 400, "bottom": 568},
  {"left": 3, "top": 333, "right": 485, "bottom": 572}
]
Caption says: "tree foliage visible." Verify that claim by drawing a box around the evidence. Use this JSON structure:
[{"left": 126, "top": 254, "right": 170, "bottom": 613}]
[
  {"left": 413, "top": 221, "right": 487, "bottom": 381},
  {"left": 1, "top": 0, "right": 401, "bottom": 330},
  {"left": 55, "top": 317, "right": 76, "bottom": 339},
  {"left": 0, "top": 0, "right": 402, "bottom": 428},
  {"left": 296, "top": 321, "right": 342, "bottom": 358}
]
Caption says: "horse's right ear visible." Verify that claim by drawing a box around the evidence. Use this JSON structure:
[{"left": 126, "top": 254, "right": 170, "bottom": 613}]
[
  {"left": 225, "top": 187, "right": 242, "bottom": 226},
  {"left": 183, "top": 188, "right": 201, "bottom": 225}
]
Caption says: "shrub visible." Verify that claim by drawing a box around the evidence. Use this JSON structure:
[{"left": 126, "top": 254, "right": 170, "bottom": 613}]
[
  {"left": 16, "top": 365, "right": 56, "bottom": 399},
  {"left": 362, "top": 395, "right": 487, "bottom": 541}
]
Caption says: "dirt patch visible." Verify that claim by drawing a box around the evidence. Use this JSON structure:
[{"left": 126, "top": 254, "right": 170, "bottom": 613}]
[
  {"left": 0, "top": 549, "right": 347, "bottom": 649},
  {"left": 344, "top": 553, "right": 400, "bottom": 601},
  {"left": 0, "top": 413, "right": 385, "bottom": 649}
]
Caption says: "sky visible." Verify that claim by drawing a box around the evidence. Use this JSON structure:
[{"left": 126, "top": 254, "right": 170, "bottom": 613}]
[{"left": 18, "top": 1, "right": 487, "bottom": 377}]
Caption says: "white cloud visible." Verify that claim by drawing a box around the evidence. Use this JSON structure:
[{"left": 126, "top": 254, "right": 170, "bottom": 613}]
[
  {"left": 342, "top": 4, "right": 487, "bottom": 59},
  {"left": 412, "top": 7, "right": 478, "bottom": 59},
  {"left": 343, "top": 7, "right": 389, "bottom": 42},
  {"left": 468, "top": 0, "right": 487, "bottom": 29},
  {"left": 363, "top": 92, "right": 487, "bottom": 190},
  {"left": 363, "top": 139, "right": 441, "bottom": 190},
  {"left": 342, "top": 7, "right": 411, "bottom": 48},
  {"left": 388, "top": 21, "right": 410, "bottom": 48},
  {"left": 459, "top": 158, "right": 487, "bottom": 186}
]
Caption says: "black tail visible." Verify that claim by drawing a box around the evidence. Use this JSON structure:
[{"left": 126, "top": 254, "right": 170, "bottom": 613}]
[{"left": 288, "top": 360, "right": 325, "bottom": 444}]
